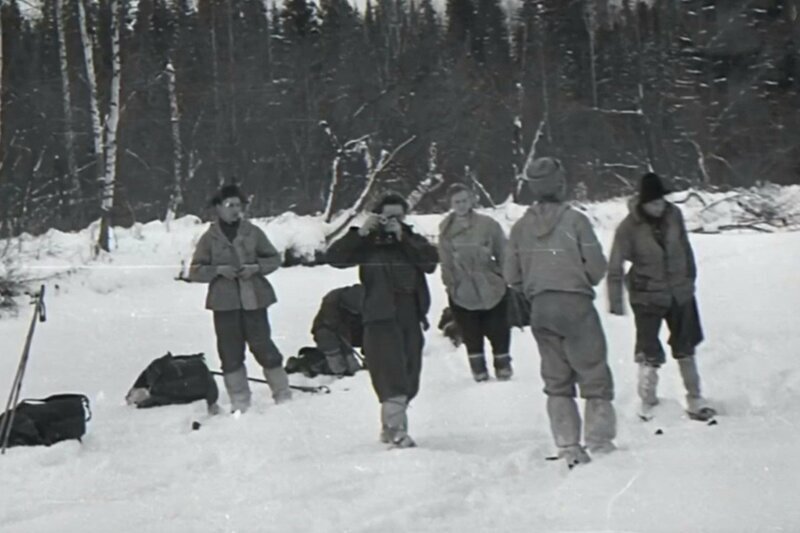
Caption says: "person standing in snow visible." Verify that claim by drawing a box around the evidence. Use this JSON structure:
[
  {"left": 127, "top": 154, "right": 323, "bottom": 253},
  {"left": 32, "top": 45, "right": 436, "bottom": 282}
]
[
  {"left": 438, "top": 183, "right": 513, "bottom": 382},
  {"left": 504, "top": 156, "right": 616, "bottom": 468},
  {"left": 326, "top": 192, "right": 438, "bottom": 448},
  {"left": 607, "top": 172, "right": 716, "bottom": 421},
  {"left": 188, "top": 184, "right": 292, "bottom": 412},
  {"left": 310, "top": 283, "right": 365, "bottom": 376}
]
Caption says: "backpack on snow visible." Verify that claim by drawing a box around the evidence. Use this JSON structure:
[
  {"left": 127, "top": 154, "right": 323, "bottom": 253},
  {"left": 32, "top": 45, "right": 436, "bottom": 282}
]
[
  {"left": 0, "top": 394, "right": 91, "bottom": 448},
  {"left": 284, "top": 347, "right": 333, "bottom": 378},
  {"left": 126, "top": 352, "right": 218, "bottom": 409}
]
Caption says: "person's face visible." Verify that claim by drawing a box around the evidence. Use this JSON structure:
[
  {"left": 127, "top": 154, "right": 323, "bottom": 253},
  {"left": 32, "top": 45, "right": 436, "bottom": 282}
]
[
  {"left": 450, "top": 190, "right": 473, "bottom": 216},
  {"left": 641, "top": 198, "right": 666, "bottom": 218},
  {"left": 379, "top": 203, "right": 406, "bottom": 231},
  {"left": 216, "top": 197, "right": 243, "bottom": 223}
]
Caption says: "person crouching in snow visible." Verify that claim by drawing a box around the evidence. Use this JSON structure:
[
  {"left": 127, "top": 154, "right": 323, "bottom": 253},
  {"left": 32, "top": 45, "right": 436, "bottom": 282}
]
[
  {"left": 607, "top": 172, "right": 716, "bottom": 422},
  {"left": 504, "top": 156, "right": 617, "bottom": 468},
  {"left": 438, "top": 183, "right": 513, "bottom": 382},
  {"left": 326, "top": 193, "right": 438, "bottom": 448},
  {"left": 310, "top": 283, "right": 365, "bottom": 376},
  {"left": 188, "top": 184, "right": 292, "bottom": 412}
]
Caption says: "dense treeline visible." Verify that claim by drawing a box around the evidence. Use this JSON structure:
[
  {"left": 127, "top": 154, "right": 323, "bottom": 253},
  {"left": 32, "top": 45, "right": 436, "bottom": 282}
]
[{"left": 0, "top": 0, "right": 797, "bottom": 237}]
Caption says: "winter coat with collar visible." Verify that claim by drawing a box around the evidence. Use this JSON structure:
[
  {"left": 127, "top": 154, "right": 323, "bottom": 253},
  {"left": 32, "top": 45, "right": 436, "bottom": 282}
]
[
  {"left": 188, "top": 219, "right": 282, "bottom": 311},
  {"left": 438, "top": 210, "right": 508, "bottom": 310},
  {"left": 325, "top": 225, "right": 438, "bottom": 327},
  {"left": 607, "top": 200, "right": 697, "bottom": 310},
  {"left": 504, "top": 203, "right": 607, "bottom": 299}
]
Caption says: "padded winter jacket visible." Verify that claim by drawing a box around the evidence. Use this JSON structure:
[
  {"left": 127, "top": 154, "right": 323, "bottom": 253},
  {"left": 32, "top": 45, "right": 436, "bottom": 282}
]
[
  {"left": 326, "top": 225, "right": 438, "bottom": 327},
  {"left": 504, "top": 203, "right": 607, "bottom": 299},
  {"left": 438, "top": 211, "right": 508, "bottom": 311},
  {"left": 607, "top": 200, "right": 697, "bottom": 310},
  {"left": 188, "top": 219, "right": 281, "bottom": 311},
  {"left": 311, "top": 284, "right": 365, "bottom": 346}
]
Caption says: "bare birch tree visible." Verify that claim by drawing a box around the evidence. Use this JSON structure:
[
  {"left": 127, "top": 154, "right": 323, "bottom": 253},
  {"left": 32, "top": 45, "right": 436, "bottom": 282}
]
[
  {"left": 55, "top": 0, "right": 80, "bottom": 200},
  {"left": 165, "top": 61, "right": 184, "bottom": 227}
]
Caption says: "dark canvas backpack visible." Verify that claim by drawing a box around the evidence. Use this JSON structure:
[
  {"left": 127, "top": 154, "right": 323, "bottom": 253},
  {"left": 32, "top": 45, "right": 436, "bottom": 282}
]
[
  {"left": 0, "top": 394, "right": 91, "bottom": 447},
  {"left": 126, "top": 352, "right": 218, "bottom": 408},
  {"left": 284, "top": 347, "right": 332, "bottom": 378}
]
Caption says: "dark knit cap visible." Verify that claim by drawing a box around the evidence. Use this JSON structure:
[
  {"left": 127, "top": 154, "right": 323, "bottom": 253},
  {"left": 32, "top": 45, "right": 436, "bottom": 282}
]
[
  {"left": 638, "top": 173, "right": 670, "bottom": 204},
  {"left": 523, "top": 156, "right": 567, "bottom": 202}
]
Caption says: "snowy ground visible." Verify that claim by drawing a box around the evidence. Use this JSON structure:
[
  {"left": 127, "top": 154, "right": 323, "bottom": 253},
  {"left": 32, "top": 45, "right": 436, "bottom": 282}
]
[{"left": 1, "top": 199, "right": 799, "bottom": 533}]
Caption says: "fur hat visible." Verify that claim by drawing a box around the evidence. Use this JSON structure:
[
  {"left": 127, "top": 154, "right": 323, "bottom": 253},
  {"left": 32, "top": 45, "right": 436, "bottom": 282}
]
[
  {"left": 211, "top": 184, "right": 247, "bottom": 206},
  {"left": 523, "top": 156, "right": 567, "bottom": 202},
  {"left": 638, "top": 172, "right": 669, "bottom": 204}
]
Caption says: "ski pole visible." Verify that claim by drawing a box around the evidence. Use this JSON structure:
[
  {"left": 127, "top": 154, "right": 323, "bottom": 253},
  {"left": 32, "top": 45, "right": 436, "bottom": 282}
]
[
  {"left": 1, "top": 285, "right": 47, "bottom": 455},
  {"left": 209, "top": 370, "right": 330, "bottom": 394}
]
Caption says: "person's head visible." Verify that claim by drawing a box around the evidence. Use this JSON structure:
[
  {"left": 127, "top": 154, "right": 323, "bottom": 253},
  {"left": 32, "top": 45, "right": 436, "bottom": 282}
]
[
  {"left": 523, "top": 156, "right": 567, "bottom": 203},
  {"left": 212, "top": 184, "right": 247, "bottom": 223},
  {"left": 446, "top": 183, "right": 475, "bottom": 216},
  {"left": 373, "top": 192, "right": 409, "bottom": 224},
  {"left": 638, "top": 172, "right": 669, "bottom": 218}
]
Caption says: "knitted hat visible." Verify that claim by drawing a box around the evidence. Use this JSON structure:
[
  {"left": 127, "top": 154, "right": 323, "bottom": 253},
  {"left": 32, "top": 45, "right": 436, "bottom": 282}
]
[
  {"left": 638, "top": 173, "right": 669, "bottom": 204},
  {"left": 523, "top": 156, "right": 567, "bottom": 202}
]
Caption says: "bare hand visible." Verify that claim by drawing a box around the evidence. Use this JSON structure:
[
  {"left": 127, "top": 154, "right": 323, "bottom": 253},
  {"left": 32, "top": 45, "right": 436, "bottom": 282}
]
[
  {"left": 358, "top": 215, "right": 382, "bottom": 237},
  {"left": 217, "top": 265, "right": 238, "bottom": 280},
  {"left": 238, "top": 264, "right": 261, "bottom": 279}
]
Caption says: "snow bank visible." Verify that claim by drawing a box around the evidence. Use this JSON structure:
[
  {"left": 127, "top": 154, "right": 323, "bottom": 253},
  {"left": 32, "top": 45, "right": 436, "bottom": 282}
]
[{"left": 3, "top": 185, "right": 798, "bottom": 288}]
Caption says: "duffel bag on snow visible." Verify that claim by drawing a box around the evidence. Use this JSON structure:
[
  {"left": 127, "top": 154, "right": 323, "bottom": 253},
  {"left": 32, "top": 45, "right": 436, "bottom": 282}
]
[
  {"left": 0, "top": 393, "right": 91, "bottom": 447},
  {"left": 126, "top": 352, "right": 218, "bottom": 409}
]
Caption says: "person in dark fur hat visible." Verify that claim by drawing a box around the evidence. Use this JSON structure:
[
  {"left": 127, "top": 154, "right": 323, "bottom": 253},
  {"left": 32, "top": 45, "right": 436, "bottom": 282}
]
[
  {"left": 188, "top": 184, "right": 292, "bottom": 412},
  {"left": 608, "top": 172, "right": 716, "bottom": 422}
]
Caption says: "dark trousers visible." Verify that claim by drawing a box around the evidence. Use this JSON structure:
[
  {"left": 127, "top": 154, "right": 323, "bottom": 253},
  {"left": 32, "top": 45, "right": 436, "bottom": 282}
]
[
  {"left": 632, "top": 297, "right": 704, "bottom": 366},
  {"left": 362, "top": 294, "right": 424, "bottom": 403},
  {"left": 313, "top": 327, "right": 348, "bottom": 355},
  {"left": 449, "top": 294, "right": 511, "bottom": 356},
  {"left": 213, "top": 308, "right": 284, "bottom": 372},
  {"left": 530, "top": 292, "right": 614, "bottom": 400}
]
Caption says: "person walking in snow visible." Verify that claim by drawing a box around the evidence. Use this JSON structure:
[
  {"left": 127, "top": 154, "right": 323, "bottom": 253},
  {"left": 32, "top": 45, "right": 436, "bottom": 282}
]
[
  {"left": 188, "top": 184, "right": 292, "bottom": 412},
  {"left": 504, "top": 156, "right": 616, "bottom": 468},
  {"left": 310, "top": 283, "right": 365, "bottom": 377},
  {"left": 438, "top": 183, "right": 513, "bottom": 382},
  {"left": 326, "top": 192, "right": 438, "bottom": 448},
  {"left": 607, "top": 172, "right": 716, "bottom": 421}
]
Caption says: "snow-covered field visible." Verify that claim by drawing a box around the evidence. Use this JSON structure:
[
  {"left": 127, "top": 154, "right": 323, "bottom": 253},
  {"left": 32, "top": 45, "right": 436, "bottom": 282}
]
[{"left": 1, "top": 195, "right": 799, "bottom": 533}]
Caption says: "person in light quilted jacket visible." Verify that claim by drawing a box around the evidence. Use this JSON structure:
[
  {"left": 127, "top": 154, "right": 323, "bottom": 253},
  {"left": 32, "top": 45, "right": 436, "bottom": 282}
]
[{"left": 438, "top": 183, "right": 512, "bottom": 382}]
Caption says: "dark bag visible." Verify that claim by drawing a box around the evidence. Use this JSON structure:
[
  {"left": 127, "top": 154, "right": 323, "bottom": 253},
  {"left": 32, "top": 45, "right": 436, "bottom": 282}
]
[
  {"left": 127, "top": 352, "right": 218, "bottom": 408},
  {"left": 285, "top": 347, "right": 334, "bottom": 378},
  {"left": 0, "top": 394, "right": 91, "bottom": 447},
  {"left": 506, "top": 288, "right": 531, "bottom": 329},
  {"left": 437, "top": 307, "right": 463, "bottom": 347}
]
